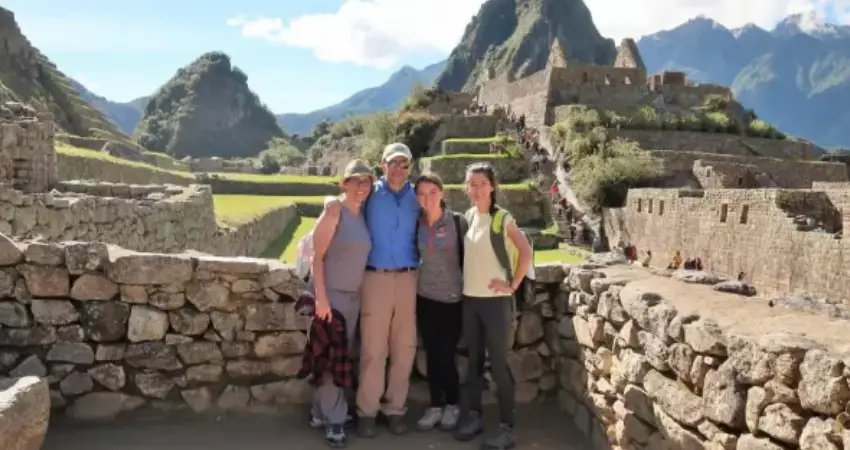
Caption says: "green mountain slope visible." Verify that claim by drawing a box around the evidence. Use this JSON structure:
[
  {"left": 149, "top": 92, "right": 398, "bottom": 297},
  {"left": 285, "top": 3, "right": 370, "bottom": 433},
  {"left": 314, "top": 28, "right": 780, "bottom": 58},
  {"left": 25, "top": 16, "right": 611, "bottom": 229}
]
[
  {"left": 69, "top": 79, "right": 147, "bottom": 135},
  {"left": 638, "top": 14, "right": 850, "bottom": 147},
  {"left": 0, "top": 7, "right": 125, "bottom": 139},
  {"left": 276, "top": 60, "right": 446, "bottom": 136},
  {"left": 435, "top": 0, "right": 617, "bottom": 92},
  {"left": 133, "top": 52, "right": 284, "bottom": 159}
]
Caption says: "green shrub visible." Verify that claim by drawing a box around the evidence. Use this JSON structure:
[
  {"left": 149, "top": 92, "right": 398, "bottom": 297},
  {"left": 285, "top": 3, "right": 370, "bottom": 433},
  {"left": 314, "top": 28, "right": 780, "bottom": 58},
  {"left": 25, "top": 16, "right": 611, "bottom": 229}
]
[
  {"left": 570, "top": 138, "right": 663, "bottom": 208},
  {"left": 746, "top": 119, "right": 786, "bottom": 139}
]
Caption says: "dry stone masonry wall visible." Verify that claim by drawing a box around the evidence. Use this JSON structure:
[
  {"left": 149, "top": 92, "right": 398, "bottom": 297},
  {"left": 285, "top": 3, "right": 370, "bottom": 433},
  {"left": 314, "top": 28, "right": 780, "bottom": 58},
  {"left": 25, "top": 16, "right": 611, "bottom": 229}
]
[
  {"left": 0, "top": 235, "right": 560, "bottom": 423},
  {"left": 542, "top": 261, "right": 850, "bottom": 450},
  {"left": 0, "top": 102, "right": 57, "bottom": 193}
]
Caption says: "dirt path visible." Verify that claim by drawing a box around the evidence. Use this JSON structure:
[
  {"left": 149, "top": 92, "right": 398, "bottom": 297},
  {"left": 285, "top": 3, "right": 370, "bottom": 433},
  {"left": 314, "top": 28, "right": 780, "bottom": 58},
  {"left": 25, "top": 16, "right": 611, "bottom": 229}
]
[{"left": 44, "top": 404, "right": 589, "bottom": 450}]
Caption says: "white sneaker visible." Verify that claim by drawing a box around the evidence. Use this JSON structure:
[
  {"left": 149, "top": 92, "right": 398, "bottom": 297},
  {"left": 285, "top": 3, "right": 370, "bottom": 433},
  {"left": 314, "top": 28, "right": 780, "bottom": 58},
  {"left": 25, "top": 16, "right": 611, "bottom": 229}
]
[
  {"left": 440, "top": 405, "right": 461, "bottom": 430},
  {"left": 417, "top": 407, "right": 444, "bottom": 431}
]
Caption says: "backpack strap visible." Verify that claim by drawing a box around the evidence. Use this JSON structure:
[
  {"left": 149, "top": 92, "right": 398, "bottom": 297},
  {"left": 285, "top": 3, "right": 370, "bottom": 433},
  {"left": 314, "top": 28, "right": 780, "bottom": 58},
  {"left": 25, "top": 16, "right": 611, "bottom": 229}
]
[
  {"left": 452, "top": 212, "right": 467, "bottom": 270},
  {"left": 489, "top": 206, "right": 513, "bottom": 280}
]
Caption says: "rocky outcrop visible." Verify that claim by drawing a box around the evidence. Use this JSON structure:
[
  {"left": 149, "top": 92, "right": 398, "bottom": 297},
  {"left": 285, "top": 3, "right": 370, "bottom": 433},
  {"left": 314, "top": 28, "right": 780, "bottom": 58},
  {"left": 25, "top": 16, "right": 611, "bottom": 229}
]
[
  {"left": 0, "top": 7, "right": 125, "bottom": 139},
  {"left": 134, "top": 52, "right": 284, "bottom": 159},
  {"left": 435, "top": 0, "right": 617, "bottom": 92},
  {"left": 0, "top": 377, "right": 50, "bottom": 450}
]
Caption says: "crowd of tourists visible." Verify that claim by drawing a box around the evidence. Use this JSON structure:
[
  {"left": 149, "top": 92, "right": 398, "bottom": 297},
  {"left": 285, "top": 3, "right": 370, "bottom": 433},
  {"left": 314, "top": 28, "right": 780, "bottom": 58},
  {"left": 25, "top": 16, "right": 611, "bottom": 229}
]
[{"left": 294, "top": 142, "right": 534, "bottom": 449}]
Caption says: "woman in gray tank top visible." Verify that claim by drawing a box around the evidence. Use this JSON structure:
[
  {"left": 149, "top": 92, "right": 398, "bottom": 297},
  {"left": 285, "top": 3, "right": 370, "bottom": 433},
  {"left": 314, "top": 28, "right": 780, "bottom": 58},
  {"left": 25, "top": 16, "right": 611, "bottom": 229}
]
[
  {"left": 309, "top": 159, "right": 374, "bottom": 447},
  {"left": 412, "top": 173, "right": 467, "bottom": 432}
]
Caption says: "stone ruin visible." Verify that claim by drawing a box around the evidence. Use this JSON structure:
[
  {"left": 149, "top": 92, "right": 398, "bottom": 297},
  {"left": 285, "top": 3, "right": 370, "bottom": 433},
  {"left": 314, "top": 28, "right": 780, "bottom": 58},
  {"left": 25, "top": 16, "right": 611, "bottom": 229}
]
[
  {"left": 0, "top": 106, "right": 297, "bottom": 258},
  {"left": 0, "top": 233, "right": 849, "bottom": 450},
  {"left": 0, "top": 102, "right": 57, "bottom": 193}
]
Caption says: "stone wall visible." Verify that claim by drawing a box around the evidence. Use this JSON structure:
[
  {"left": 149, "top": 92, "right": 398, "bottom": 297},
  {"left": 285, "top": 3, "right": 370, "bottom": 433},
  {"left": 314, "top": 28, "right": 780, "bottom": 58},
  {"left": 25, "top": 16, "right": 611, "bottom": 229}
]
[
  {"left": 57, "top": 152, "right": 194, "bottom": 186},
  {"left": 0, "top": 182, "right": 296, "bottom": 257},
  {"left": 0, "top": 237, "right": 559, "bottom": 420},
  {"left": 545, "top": 262, "right": 850, "bottom": 450},
  {"left": 651, "top": 150, "right": 848, "bottom": 189},
  {"left": 0, "top": 103, "right": 57, "bottom": 193},
  {"left": 0, "top": 376, "right": 49, "bottom": 449},
  {"left": 608, "top": 188, "right": 850, "bottom": 303},
  {"left": 611, "top": 130, "right": 821, "bottom": 160},
  {"left": 444, "top": 185, "right": 545, "bottom": 226},
  {"left": 419, "top": 155, "right": 527, "bottom": 184}
]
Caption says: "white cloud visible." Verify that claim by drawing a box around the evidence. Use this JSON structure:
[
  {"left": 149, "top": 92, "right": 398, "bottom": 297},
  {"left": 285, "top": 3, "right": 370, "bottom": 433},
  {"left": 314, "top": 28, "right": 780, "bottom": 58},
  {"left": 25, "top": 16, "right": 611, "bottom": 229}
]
[{"left": 228, "top": 0, "right": 850, "bottom": 68}]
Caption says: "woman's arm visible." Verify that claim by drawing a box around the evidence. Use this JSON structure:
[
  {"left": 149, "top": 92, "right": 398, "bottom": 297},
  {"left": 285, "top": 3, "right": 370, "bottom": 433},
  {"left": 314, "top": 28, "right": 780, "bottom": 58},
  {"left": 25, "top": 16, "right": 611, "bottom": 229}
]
[
  {"left": 505, "top": 217, "right": 532, "bottom": 291},
  {"left": 310, "top": 209, "right": 341, "bottom": 307}
]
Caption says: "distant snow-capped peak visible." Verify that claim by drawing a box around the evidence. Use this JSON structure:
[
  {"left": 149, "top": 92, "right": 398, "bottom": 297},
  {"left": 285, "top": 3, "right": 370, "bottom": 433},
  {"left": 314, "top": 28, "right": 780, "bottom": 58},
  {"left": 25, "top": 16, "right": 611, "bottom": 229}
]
[{"left": 773, "top": 11, "right": 850, "bottom": 38}]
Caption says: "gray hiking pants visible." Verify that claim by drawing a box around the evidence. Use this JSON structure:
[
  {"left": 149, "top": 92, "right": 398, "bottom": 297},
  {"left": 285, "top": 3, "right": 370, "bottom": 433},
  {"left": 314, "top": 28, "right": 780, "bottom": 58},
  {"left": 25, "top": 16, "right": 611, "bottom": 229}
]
[{"left": 462, "top": 295, "right": 515, "bottom": 425}]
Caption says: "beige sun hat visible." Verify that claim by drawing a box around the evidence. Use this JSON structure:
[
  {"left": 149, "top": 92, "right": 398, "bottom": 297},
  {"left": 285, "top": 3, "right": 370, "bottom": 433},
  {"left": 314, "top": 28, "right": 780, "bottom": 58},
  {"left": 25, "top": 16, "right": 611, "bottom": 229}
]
[
  {"left": 382, "top": 142, "right": 412, "bottom": 162},
  {"left": 342, "top": 159, "right": 375, "bottom": 180}
]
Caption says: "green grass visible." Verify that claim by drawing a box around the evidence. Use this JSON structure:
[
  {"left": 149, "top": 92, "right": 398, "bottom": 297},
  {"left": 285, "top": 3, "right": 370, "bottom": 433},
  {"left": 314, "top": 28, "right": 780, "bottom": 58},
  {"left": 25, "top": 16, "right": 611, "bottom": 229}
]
[
  {"left": 212, "top": 172, "right": 338, "bottom": 184},
  {"left": 213, "top": 195, "right": 326, "bottom": 226},
  {"left": 534, "top": 248, "right": 586, "bottom": 264},
  {"left": 262, "top": 216, "right": 317, "bottom": 262},
  {"left": 57, "top": 143, "right": 195, "bottom": 179},
  {"left": 443, "top": 136, "right": 510, "bottom": 143}
]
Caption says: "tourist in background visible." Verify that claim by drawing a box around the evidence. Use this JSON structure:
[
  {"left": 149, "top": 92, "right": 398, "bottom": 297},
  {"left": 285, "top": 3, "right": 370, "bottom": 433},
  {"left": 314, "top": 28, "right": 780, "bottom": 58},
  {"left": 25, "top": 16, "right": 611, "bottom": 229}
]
[
  {"left": 412, "top": 173, "right": 468, "bottom": 432},
  {"left": 303, "top": 159, "right": 374, "bottom": 447},
  {"left": 324, "top": 143, "right": 420, "bottom": 438},
  {"left": 454, "top": 162, "right": 533, "bottom": 449}
]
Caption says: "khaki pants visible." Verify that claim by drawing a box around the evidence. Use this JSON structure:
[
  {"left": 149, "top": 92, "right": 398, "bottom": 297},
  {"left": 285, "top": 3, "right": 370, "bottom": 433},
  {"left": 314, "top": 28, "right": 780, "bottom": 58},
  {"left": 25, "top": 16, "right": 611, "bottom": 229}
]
[{"left": 356, "top": 270, "right": 418, "bottom": 417}]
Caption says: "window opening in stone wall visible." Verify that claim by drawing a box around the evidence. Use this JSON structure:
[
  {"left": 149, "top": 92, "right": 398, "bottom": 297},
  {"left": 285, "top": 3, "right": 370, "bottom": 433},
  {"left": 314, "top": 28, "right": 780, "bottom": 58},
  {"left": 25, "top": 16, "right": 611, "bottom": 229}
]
[
  {"left": 604, "top": 75, "right": 611, "bottom": 85},
  {"left": 582, "top": 72, "right": 589, "bottom": 83},
  {"left": 720, "top": 204, "right": 728, "bottom": 222},
  {"left": 624, "top": 76, "right": 631, "bottom": 85},
  {"left": 737, "top": 177, "right": 743, "bottom": 187},
  {"left": 637, "top": 199, "right": 642, "bottom": 212},
  {"left": 740, "top": 205, "right": 749, "bottom": 224},
  {"left": 658, "top": 200, "right": 664, "bottom": 216},
  {"left": 648, "top": 199, "right": 653, "bottom": 214}
]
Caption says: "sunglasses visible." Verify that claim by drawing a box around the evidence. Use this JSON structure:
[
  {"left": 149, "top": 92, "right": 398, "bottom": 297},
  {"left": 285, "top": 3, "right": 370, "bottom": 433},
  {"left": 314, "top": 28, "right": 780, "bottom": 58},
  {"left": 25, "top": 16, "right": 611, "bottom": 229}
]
[{"left": 387, "top": 161, "right": 410, "bottom": 170}]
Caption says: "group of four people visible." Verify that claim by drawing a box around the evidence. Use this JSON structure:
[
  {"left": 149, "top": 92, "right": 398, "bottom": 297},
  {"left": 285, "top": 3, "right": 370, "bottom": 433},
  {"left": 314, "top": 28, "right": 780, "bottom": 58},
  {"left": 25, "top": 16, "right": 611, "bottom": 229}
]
[{"left": 305, "top": 142, "right": 532, "bottom": 449}]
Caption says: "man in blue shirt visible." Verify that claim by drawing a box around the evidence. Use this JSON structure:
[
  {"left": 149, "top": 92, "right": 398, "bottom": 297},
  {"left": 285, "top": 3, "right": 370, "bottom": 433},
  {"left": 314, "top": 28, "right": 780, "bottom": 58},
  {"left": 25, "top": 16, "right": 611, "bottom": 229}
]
[{"left": 324, "top": 143, "right": 420, "bottom": 438}]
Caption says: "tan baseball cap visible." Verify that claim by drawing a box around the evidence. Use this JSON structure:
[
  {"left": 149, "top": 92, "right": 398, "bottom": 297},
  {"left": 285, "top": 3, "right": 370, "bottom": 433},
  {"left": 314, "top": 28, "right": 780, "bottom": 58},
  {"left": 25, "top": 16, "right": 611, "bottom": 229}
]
[
  {"left": 382, "top": 142, "right": 412, "bottom": 162},
  {"left": 342, "top": 159, "right": 374, "bottom": 180}
]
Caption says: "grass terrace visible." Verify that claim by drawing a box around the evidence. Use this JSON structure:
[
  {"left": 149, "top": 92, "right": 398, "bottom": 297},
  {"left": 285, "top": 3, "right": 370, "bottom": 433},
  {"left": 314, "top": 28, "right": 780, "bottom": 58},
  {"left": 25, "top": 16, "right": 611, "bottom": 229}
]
[
  {"left": 213, "top": 195, "right": 326, "bottom": 226},
  {"left": 443, "top": 136, "right": 511, "bottom": 144},
  {"left": 262, "top": 216, "right": 317, "bottom": 263},
  {"left": 56, "top": 143, "right": 194, "bottom": 179},
  {"left": 211, "top": 172, "right": 338, "bottom": 184}
]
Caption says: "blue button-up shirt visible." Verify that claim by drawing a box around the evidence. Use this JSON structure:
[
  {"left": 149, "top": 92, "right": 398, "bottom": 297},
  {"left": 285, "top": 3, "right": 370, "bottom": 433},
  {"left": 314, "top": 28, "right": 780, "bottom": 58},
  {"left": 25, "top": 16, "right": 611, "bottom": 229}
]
[{"left": 364, "top": 178, "right": 420, "bottom": 269}]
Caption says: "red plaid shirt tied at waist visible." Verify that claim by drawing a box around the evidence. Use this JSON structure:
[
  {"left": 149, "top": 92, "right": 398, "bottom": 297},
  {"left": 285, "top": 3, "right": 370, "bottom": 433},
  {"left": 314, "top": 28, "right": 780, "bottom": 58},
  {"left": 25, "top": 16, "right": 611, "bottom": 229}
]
[{"left": 297, "top": 309, "right": 354, "bottom": 389}]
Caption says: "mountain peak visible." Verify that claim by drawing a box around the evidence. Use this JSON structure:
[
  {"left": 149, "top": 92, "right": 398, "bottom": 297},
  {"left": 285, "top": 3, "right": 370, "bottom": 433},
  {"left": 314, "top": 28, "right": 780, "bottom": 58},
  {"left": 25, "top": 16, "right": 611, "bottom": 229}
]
[
  {"left": 435, "top": 0, "right": 616, "bottom": 92},
  {"left": 773, "top": 11, "right": 850, "bottom": 38}
]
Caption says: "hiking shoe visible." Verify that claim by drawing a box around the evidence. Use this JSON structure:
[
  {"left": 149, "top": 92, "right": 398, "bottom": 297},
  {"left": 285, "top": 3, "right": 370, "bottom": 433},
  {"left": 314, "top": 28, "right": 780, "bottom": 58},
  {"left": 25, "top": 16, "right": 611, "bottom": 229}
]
[
  {"left": 357, "top": 416, "right": 377, "bottom": 438},
  {"left": 454, "top": 410, "right": 483, "bottom": 441},
  {"left": 439, "top": 405, "right": 461, "bottom": 431},
  {"left": 325, "top": 425, "right": 346, "bottom": 448},
  {"left": 417, "top": 407, "right": 443, "bottom": 431},
  {"left": 483, "top": 423, "right": 516, "bottom": 450},
  {"left": 387, "top": 414, "right": 409, "bottom": 435}
]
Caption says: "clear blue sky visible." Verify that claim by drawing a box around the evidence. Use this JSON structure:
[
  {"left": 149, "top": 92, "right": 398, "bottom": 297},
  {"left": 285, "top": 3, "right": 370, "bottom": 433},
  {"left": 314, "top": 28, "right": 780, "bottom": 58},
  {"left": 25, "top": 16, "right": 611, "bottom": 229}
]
[{"left": 4, "top": 0, "right": 847, "bottom": 114}]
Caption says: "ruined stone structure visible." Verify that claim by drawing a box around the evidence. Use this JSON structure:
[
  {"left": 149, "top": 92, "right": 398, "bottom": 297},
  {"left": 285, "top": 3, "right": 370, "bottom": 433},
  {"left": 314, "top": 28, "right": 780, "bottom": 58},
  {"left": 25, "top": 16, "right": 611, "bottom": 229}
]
[
  {"left": 0, "top": 107, "right": 297, "bottom": 257},
  {"left": 0, "top": 103, "right": 57, "bottom": 193},
  {"left": 2, "top": 239, "right": 849, "bottom": 450},
  {"left": 478, "top": 38, "right": 731, "bottom": 128},
  {"left": 607, "top": 187, "right": 850, "bottom": 304}
]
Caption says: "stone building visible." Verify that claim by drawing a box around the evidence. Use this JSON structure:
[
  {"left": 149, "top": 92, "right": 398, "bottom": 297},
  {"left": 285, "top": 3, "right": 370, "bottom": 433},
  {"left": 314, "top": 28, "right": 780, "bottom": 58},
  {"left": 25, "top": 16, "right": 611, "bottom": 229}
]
[
  {"left": 0, "top": 102, "right": 57, "bottom": 193},
  {"left": 477, "top": 37, "right": 732, "bottom": 127}
]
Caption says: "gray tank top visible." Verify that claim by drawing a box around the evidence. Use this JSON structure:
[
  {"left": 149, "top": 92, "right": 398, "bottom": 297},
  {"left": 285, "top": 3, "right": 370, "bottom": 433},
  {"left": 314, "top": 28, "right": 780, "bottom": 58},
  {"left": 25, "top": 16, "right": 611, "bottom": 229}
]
[{"left": 323, "top": 206, "right": 372, "bottom": 292}]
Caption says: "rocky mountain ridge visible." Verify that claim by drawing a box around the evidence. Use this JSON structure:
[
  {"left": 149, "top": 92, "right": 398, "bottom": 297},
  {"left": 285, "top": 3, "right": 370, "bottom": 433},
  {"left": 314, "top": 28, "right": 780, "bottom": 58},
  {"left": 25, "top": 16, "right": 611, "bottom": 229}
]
[
  {"left": 435, "top": 0, "right": 617, "bottom": 92},
  {"left": 638, "top": 15, "right": 850, "bottom": 147},
  {"left": 0, "top": 6, "right": 125, "bottom": 139}
]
